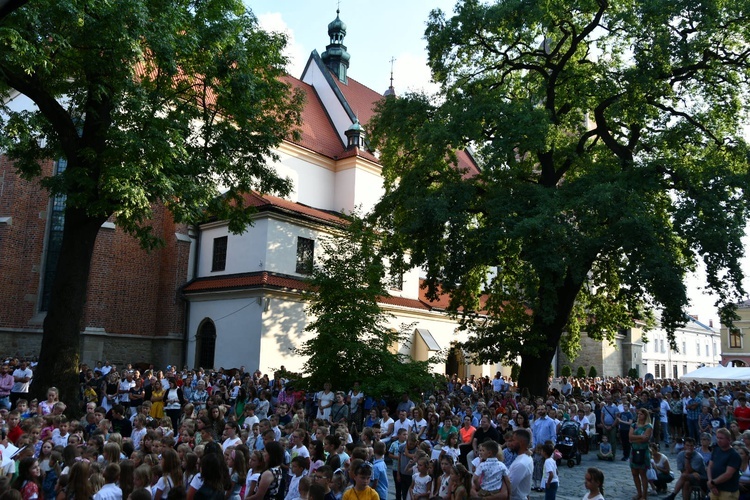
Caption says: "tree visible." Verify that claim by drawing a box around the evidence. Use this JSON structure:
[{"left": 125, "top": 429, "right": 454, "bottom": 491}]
[
  {"left": 588, "top": 366, "right": 597, "bottom": 378},
  {"left": 0, "top": 0, "right": 304, "bottom": 407},
  {"left": 297, "top": 216, "right": 436, "bottom": 398},
  {"left": 370, "top": 0, "right": 750, "bottom": 396},
  {"left": 576, "top": 366, "right": 586, "bottom": 379},
  {"left": 560, "top": 365, "right": 572, "bottom": 378}
]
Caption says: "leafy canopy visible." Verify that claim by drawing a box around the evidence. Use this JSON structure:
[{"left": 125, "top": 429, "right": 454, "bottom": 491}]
[
  {"left": 370, "top": 0, "right": 750, "bottom": 373},
  {"left": 297, "top": 216, "right": 438, "bottom": 398},
  {"left": 0, "top": 0, "right": 304, "bottom": 243}
]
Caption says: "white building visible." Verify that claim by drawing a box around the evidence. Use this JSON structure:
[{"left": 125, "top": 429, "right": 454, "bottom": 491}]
[
  {"left": 182, "top": 12, "right": 498, "bottom": 379},
  {"left": 641, "top": 315, "right": 721, "bottom": 379}
]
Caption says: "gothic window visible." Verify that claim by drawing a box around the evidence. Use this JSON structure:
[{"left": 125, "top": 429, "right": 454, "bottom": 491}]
[
  {"left": 296, "top": 237, "right": 314, "bottom": 274},
  {"left": 211, "top": 236, "right": 228, "bottom": 272}
]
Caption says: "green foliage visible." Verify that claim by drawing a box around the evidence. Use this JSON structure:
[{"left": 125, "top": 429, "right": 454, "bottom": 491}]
[
  {"left": 297, "top": 216, "right": 436, "bottom": 398},
  {"left": 0, "top": 0, "right": 304, "bottom": 242},
  {"left": 370, "top": 0, "right": 750, "bottom": 395},
  {"left": 588, "top": 366, "right": 597, "bottom": 378},
  {"left": 560, "top": 365, "right": 572, "bottom": 378},
  {"left": 576, "top": 366, "right": 587, "bottom": 379},
  {"left": 628, "top": 368, "right": 639, "bottom": 379}
]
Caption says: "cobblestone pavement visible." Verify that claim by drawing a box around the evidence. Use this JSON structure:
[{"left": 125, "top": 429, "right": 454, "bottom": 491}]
[{"left": 528, "top": 443, "right": 682, "bottom": 500}]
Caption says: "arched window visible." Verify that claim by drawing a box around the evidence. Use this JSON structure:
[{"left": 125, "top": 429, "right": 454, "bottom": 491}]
[
  {"left": 731, "top": 360, "right": 746, "bottom": 367},
  {"left": 195, "top": 319, "right": 217, "bottom": 369}
]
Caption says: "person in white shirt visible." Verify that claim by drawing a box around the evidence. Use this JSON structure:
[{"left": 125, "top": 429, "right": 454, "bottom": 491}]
[
  {"left": 316, "top": 383, "right": 335, "bottom": 420},
  {"left": 222, "top": 422, "right": 242, "bottom": 451},
  {"left": 392, "top": 410, "right": 413, "bottom": 442},
  {"left": 508, "top": 429, "right": 533, "bottom": 500},
  {"left": 94, "top": 463, "right": 123, "bottom": 500}
]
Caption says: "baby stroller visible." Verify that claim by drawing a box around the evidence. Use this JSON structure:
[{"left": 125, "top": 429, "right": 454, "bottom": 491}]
[{"left": 555, "top": 420, "right": 582, "bottom": 468}]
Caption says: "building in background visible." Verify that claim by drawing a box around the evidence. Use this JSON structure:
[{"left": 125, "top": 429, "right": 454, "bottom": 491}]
[{"left": 721, "top": 299, "right": 750, "bottom": 366}]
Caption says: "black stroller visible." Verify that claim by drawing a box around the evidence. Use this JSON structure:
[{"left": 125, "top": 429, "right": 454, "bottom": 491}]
[{"left": 555, "top": 420, "right": 582, "bottom": 468}]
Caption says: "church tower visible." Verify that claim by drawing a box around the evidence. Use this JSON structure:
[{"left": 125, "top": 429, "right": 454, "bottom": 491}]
[{"left": 321, "top": 9, "right": 350, "bottom": 83}]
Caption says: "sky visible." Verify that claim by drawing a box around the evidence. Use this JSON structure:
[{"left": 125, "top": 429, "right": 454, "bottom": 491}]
[{"left": 246, "top": 0, "right": 750, "bottom": 331}]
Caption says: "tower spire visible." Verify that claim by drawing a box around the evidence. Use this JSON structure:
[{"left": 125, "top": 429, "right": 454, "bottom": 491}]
[
  {"left": 384, "top": 57, "right": 396, "bottom": 97},
  {"left": 321, "top": 5, "right": 350, "bottom": 83}
]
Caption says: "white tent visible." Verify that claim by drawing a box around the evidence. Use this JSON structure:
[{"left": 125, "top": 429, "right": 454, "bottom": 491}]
[{"left": 680, "top": 365, "right": 750, "bottom": 383}]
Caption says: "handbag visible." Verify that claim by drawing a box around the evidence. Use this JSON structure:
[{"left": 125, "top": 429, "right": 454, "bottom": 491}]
[
  {"left": 632, "top": 448, "right": 647, "bottom": 465},
  {"left": 646, "top": 467, "right": 657, "bottom": 480}
]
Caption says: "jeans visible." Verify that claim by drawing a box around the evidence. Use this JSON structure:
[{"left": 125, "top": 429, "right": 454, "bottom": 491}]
[
  {"left": 687, "top": 418, "right": 700, "bottom": 440},
  {"left": 393, "top": 471, "right": 412, "bottom": 500},
  {"left": 660, "top": 420, "right": 670, "bottom": 445},
  {"left": 544, "top": 481, "right": 558, "bottom": 500},
  {"left": 620, "top": 427, "right": 631, "bottom": 458}
]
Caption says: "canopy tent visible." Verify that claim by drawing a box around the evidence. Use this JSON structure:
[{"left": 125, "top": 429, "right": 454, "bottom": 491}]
[{"left": 680, "top": 365, "right": 750, "bottom": 383}]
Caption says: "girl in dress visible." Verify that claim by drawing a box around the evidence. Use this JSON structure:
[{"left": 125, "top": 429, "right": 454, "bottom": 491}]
[
  {"left": 440, "top": 433, "right": 460, "bottom": 463},
  {"left": 150, "top": 380, "right": 166, "bottom": 419}
]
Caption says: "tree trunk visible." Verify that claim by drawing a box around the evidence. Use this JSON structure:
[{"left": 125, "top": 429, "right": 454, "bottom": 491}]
[
  {"left": 518, "top": 347, "right": 556, "bottom": 397},
  {"left": 31, "top": 206, "right": 105, "bottom": 416}
]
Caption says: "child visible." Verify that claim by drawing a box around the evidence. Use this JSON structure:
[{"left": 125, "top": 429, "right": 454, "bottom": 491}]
[
  {"left": 51, "top": 417, "right": 69, "bottom": 448},
  {"left": 596, "top": 435, "right": 613, "bottom": 461},
  {"left": 342, "top": 462, "right": 378, "bottom": 500},
  {"left": 389, "top": 429, "right": 407, "bottom": 500},
  {"left": 541, "top": 442, "right": 558, "bottom": 499},
  {"left": 449, "top": 464, "right": 471, "bottom": 500},
  {"left": 440, "top": 433, "right": 460, "bottom": 464},
  {"left": 409, "top": 457, "right": 432, "bottom": 500},
  {"left": 583, "top": 467, "right": 605, "bottom": 500},
  {"left": 530, "top": 442, "right": 546, "bottom": 492},
  {"left": 13, "top": 457, "right": 41, "bottom": 500},
  {"left": 93, "top": 463, "right": 122, "bottom": 500},
  {"left": 153, "top": 448, "right": 181, "bottom": 500},
  {"left": 41, "top": 451, "right": 61, "bottom": 500},
  {"left": 471, "top": 440, "right": 510, "bottom": 498},
  {"left": 227, "top": 449, "right": 248, "bottom": 500},
  {"left": 285, "top": 456, "right": 309, "bottom": 500},
  {"left": 298, "top": 476, "right": 312, "bottom": 500},
  {"left": 436, "top": 456, "right": 453, "bottom": 500},
  {"left": 370, "top": 442, "right": 388, "bottom": 500}
]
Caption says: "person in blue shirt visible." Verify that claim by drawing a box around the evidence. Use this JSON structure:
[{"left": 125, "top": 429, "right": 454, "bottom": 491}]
[
  {"left": 531, "top": 407, "right": 557, "bottom": 448},
  {"left": 370, "top": 441, "right": 389, "bottom": 500}
]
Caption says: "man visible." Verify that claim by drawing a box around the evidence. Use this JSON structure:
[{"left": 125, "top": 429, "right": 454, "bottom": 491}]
[
  {"left": 468, "top": 415, "right": 501, "bottom": 472},
  {"left": 706, "top": 427, "right": 741, "bottom": 499},
  {"left": 531, "top": 406, "right": 557, "bottom": 448},
  {"left": 277, "top": 402, "right": 292, "bottom": 426},
  {"left": 665, "top": 437, "right": 707, "bottom": 500},
  {"left": 0, "top": 365, "right": 13, "bottom": 410},
  {"left": 658, "top": 393, "right": 670, "bottom": 446},
  {"left": 507, "top": 429, "right": 533, "bottom": 500},
  {"left": 599, "top": 394, "right": 619, "bottom": 456},
  {"left": 118, "top": 371, "right": 136, "bottom": 409},
  {"left": 10, "top": 360, "right": 32, "bottom": 409},
  {"left": 110, "top": 404, "right": 133, "bottom": 438},
  {"left": 686, "top": 389, "right": 703, "bottom": 440},
  {"left": 395, "top": 393, "right": 415, "bottom": 414},
  {"left": 734, "top": 395, "right": 750, "bottom": 432},
  {"left": 391, "top": 409, "right": 412, "bottom": 442}
]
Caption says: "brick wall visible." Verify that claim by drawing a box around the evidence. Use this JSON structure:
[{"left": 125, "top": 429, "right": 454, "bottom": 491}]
[{"left": 0, "top": 155, "right": 189, "bottom": 364}]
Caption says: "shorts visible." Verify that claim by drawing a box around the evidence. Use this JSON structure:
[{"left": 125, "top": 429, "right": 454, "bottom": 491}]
[
  {"left": 709, "top": 490, "right": 739, "bottom": 500},
  {"left": 478, "top": 488, "right": 502, "bottom": 497}
]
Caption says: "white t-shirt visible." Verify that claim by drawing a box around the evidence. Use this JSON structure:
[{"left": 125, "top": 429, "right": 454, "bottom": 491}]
[
  {"left": 11, "top": 367, "right": 32, "bottom": 393},
  {"left": 508, "top": 453, "right": 533, "bottom": 500},
  {"left": 155, "top": 476, "right": 175, "bottom": 498},
  {"left": 582, "top": 495, "right": 605, "bottom": 500},
  {"left": 541, "top": 457, "right": 558, "bottom": 488},
  {"left": 222, "top": 436, "right": 242, "bottom": 451}
]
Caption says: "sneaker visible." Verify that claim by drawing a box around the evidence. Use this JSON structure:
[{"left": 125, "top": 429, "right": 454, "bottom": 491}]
[
  {"left": 664, "top": 493, "right": 676, "bottom": 500},
  {"left": 621, "top": 456, "right": 629, "bottom": 461}
]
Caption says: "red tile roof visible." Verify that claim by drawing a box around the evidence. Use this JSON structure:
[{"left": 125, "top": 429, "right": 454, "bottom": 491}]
[
  {"left": 183, "top": 272, "right": 310, "bottom": 293},
  {"left": 332, "top": 76, "right": 381, "bottom": 128},
  {"left": 241, "top": 192, "right": 346, "bottom": 226},
  {"left": 282, "top": 75, "right": 345, "bottom": 159}
]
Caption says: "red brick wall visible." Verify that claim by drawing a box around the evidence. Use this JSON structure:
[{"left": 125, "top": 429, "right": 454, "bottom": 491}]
[{"left": 0, "top": 155, "right": 188, "bottom": 338}]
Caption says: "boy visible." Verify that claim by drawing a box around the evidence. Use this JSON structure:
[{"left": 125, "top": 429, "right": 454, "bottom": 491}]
[
  {"left": 51, "top": 416, "right": 70, "bottom": 447},
  {"left": 343, "top": 462, "right": 379, "bottom": 500},
  {"left": 285, "top": 455, "right": 309, "bottom": 500},
  {"left": 94, "top": 463, "right": 123, "bottom": 500},
  {"left": 311, "top": 465, "right": 336, "bottom": 500},
  {"left": 472, "top": 440, "right": 511, "bottom": 497},
  {"left": 541, "top": 442, "right": 559, "bottom": 499},
  {"left": 371, "top": 441, "right": 389, "bottom": 500},
  {"left": 6, "top": 410, "right": 22, "bottom": 444},
  {"left": 597, "top": 435, "right": 614, "bottom": 461}
]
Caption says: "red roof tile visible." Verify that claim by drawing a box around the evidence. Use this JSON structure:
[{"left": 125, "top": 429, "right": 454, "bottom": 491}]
[
  {"left": 378, "top": 295, "right": 431, "bottom": 310},
  {"left": 183, "top": 272, "right": 310, "bottom": 293},
  {"left": 332, "top": 76, "right": 381, "bottom": 128},
  {"left": 241, "top": 192, "right": 346, "bottom": 226}
]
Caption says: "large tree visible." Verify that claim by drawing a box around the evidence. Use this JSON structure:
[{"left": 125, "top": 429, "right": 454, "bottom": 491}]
[
  {"left": 0, "top": 0, "right": 303, "bottom": 406},
  {"left": 370, "top": 0, "right": 750, "bottom": 396}
]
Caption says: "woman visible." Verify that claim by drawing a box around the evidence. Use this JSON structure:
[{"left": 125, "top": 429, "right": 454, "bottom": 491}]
[
  {"left": 629, "top": 408, "right": 653, "bottom": 500},
  {"left": 647, "top": 443, "right": 672, "bottom": 495},
  {"left": 411, "top": 408, "right": 427, "bottom": 440},
  {"left": 150, "top": 379, "right": 166, "bottom": 419},
  {"left": 457, "top": 416, "right": 475, "bottom": 466},
  {"left": 164, "top": 378, "right": 185, "bottom": 430},
  {"left": 101, "top": 371, "right": 120, "bottom": 412},
  {"left": 698, "top": 433, "right": 713, "bottom": 465},
  {"left": 245, "top": 441, "right": 284, "bottom": 500},
  {"left": 38, "top": 388, "right": 58, "bottom": 416}
]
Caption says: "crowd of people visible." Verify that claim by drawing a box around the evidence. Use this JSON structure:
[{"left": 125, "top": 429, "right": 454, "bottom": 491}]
[{"left": 2, "top": 359, "right": 750, "bottom": 500}]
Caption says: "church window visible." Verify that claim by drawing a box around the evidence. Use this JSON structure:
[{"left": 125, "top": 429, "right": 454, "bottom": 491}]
[
  {"left": 211, "top": 236, "right": 228, "bottom": 271},
  {"left": 296, "top": 237, "right": 314, "bottom": 274}
]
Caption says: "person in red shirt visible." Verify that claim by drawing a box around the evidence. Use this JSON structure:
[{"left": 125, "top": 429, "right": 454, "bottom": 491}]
[
  {"left": 734, "top": 395, "right": 750, "bottom": 431},
  {"left": 7, "top": 410, "right": 23, "bottom": 445}
]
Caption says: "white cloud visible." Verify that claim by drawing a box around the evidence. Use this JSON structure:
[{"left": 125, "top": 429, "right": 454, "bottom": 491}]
[
  {"left": 393, "top": 52, "right": 440, "bottom": 96},
  {"left": 257, "top": 13, "right": 307, "bottom": 78}
]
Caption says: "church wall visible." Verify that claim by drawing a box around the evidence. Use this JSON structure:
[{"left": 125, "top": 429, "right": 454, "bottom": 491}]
[
  {"left": 196, "top": 219, "right": 269, "bottom": 277},
  {"left": 259, "top": 295, "right": 310, "bottom": 374},
  {"left": 265, "top": 218, "right": 325, "bottom": 276},
  {"left": 351, "top": 166, "right": 385, "bottom": 216},
  {"left": 333, "top": 167, "right": 356, "bottom": 214},
  {"left": 275, "top": 150, "right": 338, "bottom": 211}
]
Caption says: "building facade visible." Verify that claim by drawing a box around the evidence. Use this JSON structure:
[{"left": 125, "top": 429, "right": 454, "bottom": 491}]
[{"left": 720, "top": 300, "right": 750, "bottom": 366}]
